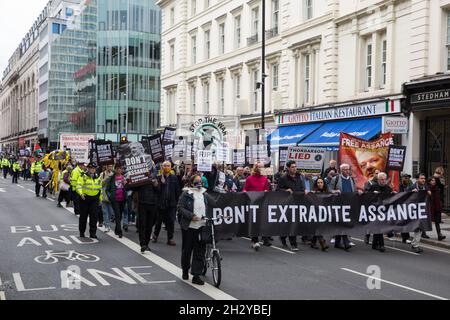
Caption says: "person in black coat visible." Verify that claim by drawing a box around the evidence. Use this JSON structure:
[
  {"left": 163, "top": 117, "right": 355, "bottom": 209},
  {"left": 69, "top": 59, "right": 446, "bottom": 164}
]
[
  {"left": 177, "top": 175, "right": 208, "bottom": 285},
  {"left": 153, "top": 161, "right": 181, "bottom": 246},
  {"left": 365, "top": 172, "right": 395, "bottom": 252}
]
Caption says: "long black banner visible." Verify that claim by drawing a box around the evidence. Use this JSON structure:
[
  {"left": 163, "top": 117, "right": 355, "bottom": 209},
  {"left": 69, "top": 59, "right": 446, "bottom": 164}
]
[{"left": 205, "top": 191, "right": 431, "bottom": 237}]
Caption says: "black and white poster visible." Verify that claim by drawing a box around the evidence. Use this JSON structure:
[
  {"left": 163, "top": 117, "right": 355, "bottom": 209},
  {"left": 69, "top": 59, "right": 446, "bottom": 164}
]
[
  {"left": 205, "top": 191, "right": 431, "bottom": 238},
  {"left": 173, "top": 137, "right": 188, "bottom": 162},
  {"left": 197, "top": 150, "right": 213, "bottom": 172},
  {"left": 163, "top": 127, "right": 176, "bottom": 144},
  {"left": 233, "top": 149, "right": 245, "bottom": 168},
  {"left": 387, "top": 145, "right": 407, "bottom": 172},
  {"left": 164, "top": 143, "right": 174, "bottom": 161},
  {"left": 95, "top": 141, "right": 114, "bottom": 166},
  {"left": 118, "top": 142, "right": 153, "bottom": 187},
  {"left": 279, "top": 146, "right": 289, "bottom": 169},
  {"left": 144, "top": 134, "right": 164, "bottom": 164}
]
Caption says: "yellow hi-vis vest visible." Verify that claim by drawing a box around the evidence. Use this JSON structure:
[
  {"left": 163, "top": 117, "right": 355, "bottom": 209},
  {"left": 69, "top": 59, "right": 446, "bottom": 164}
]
[
  {"left": 31, "top": 161, "right": 43, "bottom": 174},
  {"left": 70, "top": 166, "right": 82, "bottom": 189},
  {"left": 2, "top": 159, "right": 10, "bottom": 168},
  {"left": 12, "top": 163, "right": 21, "bottom": 172},
  {"left": 76, "top": 173, "right": 102, "bottom": 198}
]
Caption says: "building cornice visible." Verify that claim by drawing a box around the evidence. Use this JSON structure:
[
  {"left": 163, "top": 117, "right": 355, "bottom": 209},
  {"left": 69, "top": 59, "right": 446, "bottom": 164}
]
[
  {"left": 247, "top": 0, "right": 260, "bottom": 8},
  {"left": 214, "top": 68, "right": 226, "bottom": 79},
  {"left": 215, "top": 13, "right": 227, "bottom": 23},
  {"left": 201, "top": 21, "right": 212, "bottom": 30},
  {"left": 230, "top": 5, "right": 243, "bottom": 16},
  {"left": 288, "top": 35, "right": 322, "bottom": 53},
  {"left": 229, "top": 62, "right": 244, "bottom": 74},
  {"left": 186, "top": 76, "right": 198, "bottom": 85},
  {"left": 246, "top": 57, "right": 261, "bottom": 69},
  {"left": 200, "top": 72, "right": 212, "bottom": 82},
  {"left": 266, "top": 51, "right": 282, "bottom": 63},
  {"left": 163, "top": 84, "right": 178, "bottom": 91}
]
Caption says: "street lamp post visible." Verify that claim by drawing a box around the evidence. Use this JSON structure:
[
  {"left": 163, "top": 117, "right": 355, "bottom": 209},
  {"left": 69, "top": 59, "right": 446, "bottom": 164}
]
[{"left": 261, "top": 0, "right": 266, "bottom": 130}]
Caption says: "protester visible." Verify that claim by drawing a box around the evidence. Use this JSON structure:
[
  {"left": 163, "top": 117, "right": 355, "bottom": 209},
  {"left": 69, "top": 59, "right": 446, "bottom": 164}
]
[
  {"left": 323, "top": 160, "right": 338, "bottom": 178},
  {"left": 70, "top": 162, "right": 87, "bottom": 215},
  {"left": 57, "top": 165, "right": 72, "bottom": 208},
  {"left": 408, "top": 173, "right": 430, "bottom": 253},
  {"left": 153, "top": 161, "right": 181, "bottom": 246},
  {"left": 38, "top": 166, "right": 51, "bottom": 198},
  {"left": 324, "top": 169, "right": 336, "bottom": 190},
  {"left": 106, "top": 164, "right": 127, "bottom": 239},
  {"left": 400, "top": 173, "right": 413, "bottom": 243},
  {"left": 234, "top": 167, "right": 247, "bottom": 192},
  {"left": 177, "top": 175, "right": 208, "bottom": 285},
  {"left": 100, "top": 165, "right": 114, "bottom": 232},
  {"left": 330, "top": 163, "right": 362, "bottom": 251},
  {"left": 31, "top": 157, "right": 44, "bottom": 197},
  {"left": 243, "top": 162, "right": 271, "bottom": 250},
  {"left": 310, "top": 177, "right": 329, "bottom": 251},
  {"left": 276, "top": 160, "right": 305, "bottom": 251},
  {"left": 429, "top": 176, "right": 446, "bottom": 241},
  {"left": 1, "top": 156, "right": 10, "bottom": 179}
]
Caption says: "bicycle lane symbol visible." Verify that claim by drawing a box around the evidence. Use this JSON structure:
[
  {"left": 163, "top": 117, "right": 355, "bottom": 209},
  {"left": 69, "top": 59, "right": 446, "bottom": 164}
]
[{"left": 34, "top": 250, "right": 100, "bottom": 265}]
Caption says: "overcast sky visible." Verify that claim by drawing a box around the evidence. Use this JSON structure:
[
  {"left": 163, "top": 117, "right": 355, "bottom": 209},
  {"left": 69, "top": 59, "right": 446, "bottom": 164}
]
[{"left": 0, "top": 0, "right": 49, "bottom": 74}]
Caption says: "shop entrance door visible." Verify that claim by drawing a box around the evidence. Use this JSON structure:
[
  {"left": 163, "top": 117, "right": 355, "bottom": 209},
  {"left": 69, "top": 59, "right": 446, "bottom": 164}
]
[{"left": 426, "top": 116, "right": 450, "bottom": 212}]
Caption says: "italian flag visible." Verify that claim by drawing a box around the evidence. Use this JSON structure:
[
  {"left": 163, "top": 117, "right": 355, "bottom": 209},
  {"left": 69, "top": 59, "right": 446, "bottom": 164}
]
[{"left": 385, "top": 100, "right": 395, "bottom": 113}]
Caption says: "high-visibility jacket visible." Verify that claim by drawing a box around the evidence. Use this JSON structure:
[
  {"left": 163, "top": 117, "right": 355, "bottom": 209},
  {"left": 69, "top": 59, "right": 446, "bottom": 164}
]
[
  {"left": 76, "top": 173, "right": 102, "bottom": 199},
  {"left": 60, "top": 170, "right": 69, "bottom": 183},
  {"left": 1, "top": 158, "right": 10, "bottom": 168},
  {"left": 31, "top": 161, "right": 43, "bottom": 174},
  {"left": 70, "top": 166, "right": 82, "bottom": 189},
  {"left": 12, "top": 162, "right": 21, "bottom": 173}
]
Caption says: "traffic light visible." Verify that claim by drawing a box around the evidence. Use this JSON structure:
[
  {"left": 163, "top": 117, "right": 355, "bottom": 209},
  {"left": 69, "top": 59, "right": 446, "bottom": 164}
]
[{"left": 120, "top": 136, "right": 128, "bottom": 144}]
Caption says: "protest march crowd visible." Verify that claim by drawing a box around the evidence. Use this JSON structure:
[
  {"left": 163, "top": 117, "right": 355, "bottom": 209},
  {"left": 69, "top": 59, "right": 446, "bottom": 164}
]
[{"left": 0, "top": 149, "right": 447, "bottom": 286}]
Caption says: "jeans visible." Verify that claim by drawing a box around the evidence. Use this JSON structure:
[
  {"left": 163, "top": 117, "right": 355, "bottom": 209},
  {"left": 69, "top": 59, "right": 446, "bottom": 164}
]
[
  {"left": 102, "top": 202, "right": 114, "bottom": 229},
  {"left": 112, "top": 201, "right": 126, "bottom": 236}
]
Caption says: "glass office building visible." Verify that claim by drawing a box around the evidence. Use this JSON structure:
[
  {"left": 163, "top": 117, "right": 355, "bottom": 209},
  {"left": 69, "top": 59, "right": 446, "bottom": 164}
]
[{"left": 96, "top": 0, "right": 161, "bottom": 142}]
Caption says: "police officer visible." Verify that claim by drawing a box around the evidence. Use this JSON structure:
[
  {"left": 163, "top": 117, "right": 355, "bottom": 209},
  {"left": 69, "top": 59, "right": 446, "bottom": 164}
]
[
  {"left": 2, "top": 156, "right": 11, "bottom": 179},
  {"left": 12, "top": 160, "right": 21, "bottom": 184},
  {"left": 31, "top": 157, "right": 44, "bottom": 197},
  {"left": 70, "top": 162, "right": 87, "bottom": 215},
  {"left": 76, "top": 163, "right": 102, "bottom": 239}
]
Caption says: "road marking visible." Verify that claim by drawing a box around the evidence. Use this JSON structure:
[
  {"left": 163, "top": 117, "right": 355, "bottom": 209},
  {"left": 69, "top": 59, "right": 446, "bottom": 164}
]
[
  {"left": 341, "top": 268, "right": 448, "bottom": 300},
  {"left": 352, "top": 238, "right": 420, "bottom": 256},
  {"left": 27, "top": 189, "right": 35, "bottom": 194},
  {"left": 47, "top": 198, "right": 55, "bottom": 202},
  {"left": 60, "top": 205, "right": 235, "bottom": 300},
  {"left": 385, "top": 237, "right": 450, "bottom": 255},
  {"left": 0, "top": 188, "right": 5, "bottom": 193},
  {"left": 241, "top": 237, "right": 296, "bottom": 254},
  {"left": 17, "top": 185, "right": 24, "bottom": 189}
]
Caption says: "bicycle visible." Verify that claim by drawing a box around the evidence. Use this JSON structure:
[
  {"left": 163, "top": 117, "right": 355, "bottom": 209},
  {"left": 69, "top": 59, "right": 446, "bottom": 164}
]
[
  {"left": 34, "top": 250, "right": 100, "bottom": 264},
  {"left": 201, "top": 215, "right": 223, "bottom": 288}
]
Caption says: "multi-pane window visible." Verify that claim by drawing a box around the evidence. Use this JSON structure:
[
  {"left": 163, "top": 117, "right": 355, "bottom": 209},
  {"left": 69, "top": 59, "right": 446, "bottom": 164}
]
[
  {"left": 234, "top": 75, "right": 241, "bottom": 113},
  {"left": 380, "top": 39, "right": 387, "bottom": 88},
  {"left": 252, "top": 7, "right": 259, "bottom": 37},
  {"left": 190, "top": 86, "right": 196, "bottom": 114},
  {"left": 204, "top": 0, "right": 210, "bottom": 10},
  {"left": 191, "top": 0, "right": 197, "bottom": 16},
  {"left": 252, "top": 69, "right": 259, "bottom": 112},
  {"left": 272, "top": 0, "right": 279, "bottom": 30},
  {"left": 447, "top": 11, "right": 450, "bottom": 70},
  {"left": 204, "top": 30, "right": 210, "bottom": 60},
  {"left": 191, "top": 35, "right": 197, "bottom": 64},
  {"left": 304, "top": 54, "right": 310, "bottom": 104},
  {"left": 218, "top": 79, "right": 225, "bottom": 114},
  {"left": 235, "top": 15, "right": 241, "bottom": 49},
  {"left": 204, "top": 83, "right": 210, "bottom": 114},
  {"left": 272, "top": 64, "right": 279, "bottom": 91},
  {"left": 219, "top": 23, "right": 225, "bottom": 54},
  {"left": 304, "top": 0, "right": 313, "bottom": 20},
  {"left": 365, "top": 41, "right": 373, "bottom": 90},
  {"left": 170, "top": 7, "right": 175, "bottom": 26},
  {"left": 170, "top": 43, "right": 175, "bottom": 72}
]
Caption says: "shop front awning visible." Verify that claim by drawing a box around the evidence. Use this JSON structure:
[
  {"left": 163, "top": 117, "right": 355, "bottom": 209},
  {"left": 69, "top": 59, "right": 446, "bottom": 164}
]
[
  {"left": 268, "top": 123, "right": 323, "bottom": 149},
  {"left": 299, "top": 118, "right": 382, "bottom": 147}
]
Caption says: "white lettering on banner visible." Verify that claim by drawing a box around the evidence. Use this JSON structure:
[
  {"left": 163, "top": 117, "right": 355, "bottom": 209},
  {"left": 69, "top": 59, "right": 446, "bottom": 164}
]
[{"left": 358, "top": 203, "right": 428, "bottom": 222}]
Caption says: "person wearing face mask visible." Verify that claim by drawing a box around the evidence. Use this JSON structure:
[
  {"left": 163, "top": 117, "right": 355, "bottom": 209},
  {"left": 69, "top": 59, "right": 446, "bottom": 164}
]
[
  {"left": 153, "top": 161, "right": 181, "bottom": 246},
  {"left": 76, "top": 163, "right": 102, "bottom": 239},
  {"left": 177, "top": 175, "right": 208, "bottom": 285}
]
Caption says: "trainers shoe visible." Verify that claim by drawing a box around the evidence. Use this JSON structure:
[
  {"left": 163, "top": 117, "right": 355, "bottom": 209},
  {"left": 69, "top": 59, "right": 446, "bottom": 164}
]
[
  {"left": 412, "top": 246, "right": 423, "bottom": 254},
  {"left": 141, "top": 246, "right": 147, "bottom": 254},
  {"left": 330, "top": 238, "right": 335, "bottom": 244},
  {"left": 192, "top": 276, "right": 205, "bottom": 286},
  {"left": 182, "top": 271, "right": 189, "bottom": 281},
  {"left": 349, "top": 242, "right": 356, "bottom": 247},
  {"left": 167, "top": 240, "right": 176, "bottom": 246},
  {"left": 251, "top": 242, "right": 260, "bottom": 251},
  {"left": 291, "top": 245, "right": 299, "bottom": 252}
]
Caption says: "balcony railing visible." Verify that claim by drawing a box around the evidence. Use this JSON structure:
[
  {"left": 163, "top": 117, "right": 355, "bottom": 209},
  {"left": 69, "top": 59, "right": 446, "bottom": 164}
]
[
  {"left": 266, "top": 27, "right": 278, "bottom": 39},
  {"left": 247, "top": 34, "right": 259, "bottom": 46}
]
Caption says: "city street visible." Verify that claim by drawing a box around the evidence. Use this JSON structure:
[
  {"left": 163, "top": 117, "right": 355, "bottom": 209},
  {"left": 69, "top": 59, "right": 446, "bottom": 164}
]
[{"left": 1, "top": 177, "right": 449, "bottom": 301}]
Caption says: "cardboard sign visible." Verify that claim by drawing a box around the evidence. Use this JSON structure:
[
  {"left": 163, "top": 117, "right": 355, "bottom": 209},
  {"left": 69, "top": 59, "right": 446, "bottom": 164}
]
[
  {"left": 287, "top": 147, "right": 325, "bottom": 174},
  {"left": 60, "top": 134, "right": 95, "bottom": 163},
  {"left": 387, "top": 145, "right": 407, "bottom": 172},
  {"left": 233, "top": 149, "right": 245, "bottom": 167},
  {"left": 197, "top": 150, "right": 213, "bottom": 172},
  {"left": 95, "top": 141, "right": 114, "bottom": 166},
  {"left": 145, "top": 135, "right": 164, "bottom": 164},
  {"left": 118, "top": 142, "right": 153, "bottom": 187},
  {"left": 216, "top": 142, "right": 230, "bottom": 163}
]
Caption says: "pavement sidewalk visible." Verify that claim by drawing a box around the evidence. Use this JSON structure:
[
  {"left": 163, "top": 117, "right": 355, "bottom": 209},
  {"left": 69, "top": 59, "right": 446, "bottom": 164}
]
[{"left": 418, "top": 214, "right": 450, "bottom": 250}]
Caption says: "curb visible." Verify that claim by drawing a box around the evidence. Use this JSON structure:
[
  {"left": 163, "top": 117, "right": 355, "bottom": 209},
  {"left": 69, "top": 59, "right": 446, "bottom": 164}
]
[{"left": 420, "top": 238, "right": 450, "bottom": 250}]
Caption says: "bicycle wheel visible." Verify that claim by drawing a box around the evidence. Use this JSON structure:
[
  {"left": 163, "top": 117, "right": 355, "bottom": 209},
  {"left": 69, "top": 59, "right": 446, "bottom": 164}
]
[
  {"left": 34, "top": 255, "right": 58, "bottom": 264},
  {"left": 211, "top": 251, "right": 221, "bottom": 288},
  {"left": 76, "top": 253, "right": 100, "bottom": 263}
]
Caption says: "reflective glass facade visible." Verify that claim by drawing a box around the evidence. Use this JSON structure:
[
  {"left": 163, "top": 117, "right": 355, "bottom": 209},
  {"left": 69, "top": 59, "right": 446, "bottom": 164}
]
[{"left": 97, "top": 0, "right": 161, "bottom": 142}]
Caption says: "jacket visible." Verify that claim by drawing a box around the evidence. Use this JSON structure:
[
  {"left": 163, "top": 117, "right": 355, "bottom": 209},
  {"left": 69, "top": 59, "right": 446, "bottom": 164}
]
[
  {"left": 177, "top": 188, "right": 208, "bottom": 231},
  {"left": 1, "top": 158, "right": 10, "bottom": 168},
  {"left": 133, "top": 183, "right": 160, "bottom": 205},
  {"left": 277, "top": 173, "right": 305, "bottom": 192},
  {"left": 70, "top": 166, "right": 83, "bottom": 189},
  {"left": 76, "top": 173, "right": 102, "bottom": 198},
  {"left": 429, "top": 185, "right": 442, "bottom": 222},
  {"left": 31, "top": 161, "right": 43, "bottom": 175},
  {"left": 365, "top": 182, "right": 393, "bottom": 194},
  {"left": 331, "top": 174, "right": 357, "bottom": 193},
  {"left": 38, "top": 170, "right": 51, "bottom": 183},
  {"left": 105, "top": 173, "right": 126, "bottom": 203},
  {"left": 158, "top": 173, "right": 181, "bottom": 209},
  {"left": 100, "top": 171, "right": 113, "bottom": 203},
  {"left": 12, "top": 162, "right": 21, "bottom": 173}
]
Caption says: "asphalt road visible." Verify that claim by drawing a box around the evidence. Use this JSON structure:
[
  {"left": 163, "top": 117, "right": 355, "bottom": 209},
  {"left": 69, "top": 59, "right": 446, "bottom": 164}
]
[{"left": 1, "top": 177, "right": 450, "bottom": 300}]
